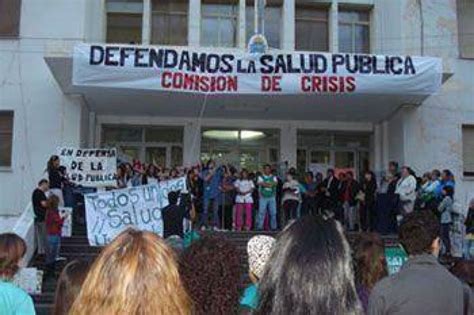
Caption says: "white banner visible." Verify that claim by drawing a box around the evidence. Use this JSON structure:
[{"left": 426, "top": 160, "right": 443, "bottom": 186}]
[
  {"left": 73, "top": 43, "right": 442, "bottom": 95},
  {"left": 58, "top": 147, "right": 117, "bottom": 187},
  {"left": 84, "top": 177, "right": 187, "bottom": 246},
  {"left": 59, "top": 207, "right": 73, "bottom": 237}
]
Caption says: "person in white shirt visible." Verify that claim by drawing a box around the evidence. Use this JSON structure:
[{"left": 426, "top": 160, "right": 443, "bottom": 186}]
[
  {"left": 234, "top": 169, "right": 255, "bottom": 231},
  {"left": 395, "top": 166, "right": 418, "bottom": 215},
  {"left": 281, "top": 171, "right": 301, "bottom": 227}
]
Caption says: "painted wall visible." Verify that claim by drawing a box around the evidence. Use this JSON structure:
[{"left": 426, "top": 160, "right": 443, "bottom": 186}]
[
  {"left": 386, "top": 0, "right": 474, "bottom": 208},
  {"left": 0, "top": 0, "right": 90, "bottom": 215}
]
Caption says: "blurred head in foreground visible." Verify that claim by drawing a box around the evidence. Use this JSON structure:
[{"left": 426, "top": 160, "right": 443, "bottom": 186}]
[{"left": 69, "top": 229, "right": 191, "bottom": 315}]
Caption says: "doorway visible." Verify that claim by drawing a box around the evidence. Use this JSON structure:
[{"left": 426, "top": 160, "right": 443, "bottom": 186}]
[{"left": 200, "top": 128, "right": 279, "bottom": 171}]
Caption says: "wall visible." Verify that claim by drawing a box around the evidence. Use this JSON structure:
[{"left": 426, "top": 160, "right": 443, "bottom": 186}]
[
  {"left": 384, "top": 0, "right": 474, "bottom": 208},
  {"left": 0, "top": 0, "right": 89, "bottom": 215}
]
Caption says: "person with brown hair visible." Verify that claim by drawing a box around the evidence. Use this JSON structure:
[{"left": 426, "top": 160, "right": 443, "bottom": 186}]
[
  {"left": 45, "top": 194, "right": 66, "bottom": 271},
  {"left": 69, "top": 229, "right": 191, "bottom": 315},
  {"left": 179, "top": 236, "right": 242, "bottom": 315},
  {"left": 369, "top": 210, "right": 471, "bottom": 315},
  {"left": 53, "top": 260, "right": 90, "bottom": 315},
  {"left": 0, "top": 233, "right": 35, "bottom": 314},
  {"left": 353, "top": 233, "right": 388, "bottom": 313}
]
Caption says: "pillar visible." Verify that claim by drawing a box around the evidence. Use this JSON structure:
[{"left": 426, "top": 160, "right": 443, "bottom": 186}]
[
  {"left": 183, "top": 121, "right": 201, "bottom": 166},
  {"left": 282, "top": 0, "right": 295, "bottom": 50},
  {"left": 329, "top": 0, "right": 339, "bottom": 52},
  {"left": 188, "top": 0, "right": 201, "bottom": 46},
  {"left": 373, "top": 123, "right": 383, "bottom": 174},
  {"left": 280, "top": 124, "right": 297, "bottom": 168},
  {"left": 141, "top": 0, "right": 151, "bottom": 45},
  {"left": 238, "top": 0, "right": 246, "bottom": 49},
  {"left": 382, "top": 120, "right": 389, "bottom": 169}
]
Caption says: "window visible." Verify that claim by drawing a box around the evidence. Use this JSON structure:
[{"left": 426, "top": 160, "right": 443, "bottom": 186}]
[
  {"left": 106, "top": 0, "right": 143, "bottom": 44},
  {"left": 246, "top": 1, "right": 281, "bottom": 49},
  {"left": 338, "top": 9, "right": 370, "bottom": 53},
  {"left": 151, "top": 0, "right": 188, "bottom": 45},
  {"left": 295, "top": 5, "right": 328, "bottom": 51},
  {"left": 102, "top": 125, "right": 183, "bottom": 168},
  {"left": 0, "top": 111, "right": 13, "bottom": 168},
  {"left": 463, "top": 125, "right": 474, "bottom": 176},
  {"left": 201, "top": 0, "right": 238, "bottom": 47},
  {"left": 0, "top": 0, "right": 21, "bottom": 38},
  {"left": 457, "top": 0, "right": 474, "bottom": 59}
]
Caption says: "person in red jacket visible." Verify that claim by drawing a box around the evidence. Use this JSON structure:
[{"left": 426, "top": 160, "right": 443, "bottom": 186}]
[{"left": 45, "top": 195, "right": 66, "bottom": 271}]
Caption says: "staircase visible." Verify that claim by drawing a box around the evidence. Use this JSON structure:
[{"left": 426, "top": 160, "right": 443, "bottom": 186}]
[{"left": 31, "top": 222, "right": 398, "bottom": 314}]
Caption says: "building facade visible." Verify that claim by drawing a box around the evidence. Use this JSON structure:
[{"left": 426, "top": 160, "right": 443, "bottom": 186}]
[{"left": 0, "top": 0, "right": 473, "bottom": 224}]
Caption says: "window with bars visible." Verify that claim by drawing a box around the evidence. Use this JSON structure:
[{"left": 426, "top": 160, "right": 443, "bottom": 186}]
[
  {"left": 0, "top": 0, "right": 21, "bottom": 38},
  {"left": 201, "top": 0, "right": 238, "bottom": 47},
  {"left": 106, "top": 0, "right": 143, "bottom": 44},
  {"left": 0, "top": 111, "right": 14, "bottom": 168},
  {"left": 338, "top": 9, "right": 370, "bottom": 53},
  {"left": 295, "top": 5, "right": 329, "bottom": 51},
  {"left": 463, "top": 125, "right": 474, "bottom": 176},
  {"left": 151, "top": 0, "right": 188, "bottom": 45},
  {"left": 245, "top": 1, "right": 281, "bottom": 49}
]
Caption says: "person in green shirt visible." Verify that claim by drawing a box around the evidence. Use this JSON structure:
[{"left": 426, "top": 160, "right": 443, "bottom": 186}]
[
  {"left": 0, "top": 233, "right": 36, "bottom": 315},
  {"left": 240, "top": 235, "right": 276, "bottom": 313},
  {"left": 256, "top": 164, "right": 278, "bottom": 230}
]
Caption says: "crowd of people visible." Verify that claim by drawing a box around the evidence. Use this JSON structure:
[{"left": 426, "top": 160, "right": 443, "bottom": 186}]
[
  {"left": 29, "top": 155, "right": 474, "bottom": 271},
  {"left": 1, "top": 211, "right": 473, "bottom": 314},
  {"left": 0, "top": 154, "right": 470, "bottom": 314}
]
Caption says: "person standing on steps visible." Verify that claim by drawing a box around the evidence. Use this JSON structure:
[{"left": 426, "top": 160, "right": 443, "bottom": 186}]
[
  {"left": 199, "top": 160, "right": 223, "bottom": 230},
  {"left": 256, "top": 164, "right": 278, "bottom": 231},
  {"left": 32, "top": 178, "right": 50, "bottom": 256}
]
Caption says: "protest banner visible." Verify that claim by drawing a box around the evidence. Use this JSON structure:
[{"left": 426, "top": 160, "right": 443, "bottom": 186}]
[
  {"left": 58, "top": 147, "right": 117, "bottom": 187},
  {"left": 13, "top": 268, "right": 43, "bottom": 294},
  {"left": 385, "top": 245, "right": 408, "bottom": 275},
  {"left": 73, "top": 43, "right": 442, "bottom": 95},
  {"left": 59, "top": 207, "right": 73, "bottom": 237},
  {"left": 84, "top": 177, "right": 187, "bottom": 246}
]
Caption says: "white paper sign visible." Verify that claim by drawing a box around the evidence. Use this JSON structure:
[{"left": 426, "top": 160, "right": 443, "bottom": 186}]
[
  {"left": 73, "top": 43, "right": 442, "bottom": 95},
  {"left": 58, "top": 147, "right": 117, "bottom": 187},
  {"left": 13, "top": 268, "right": 43, "bottom": 295},
  {"left": 84, "top": 177, "right": 187, "bottom": 246},
  {"left": 59, "top": 207, "right": 73, "bottom": 237}
]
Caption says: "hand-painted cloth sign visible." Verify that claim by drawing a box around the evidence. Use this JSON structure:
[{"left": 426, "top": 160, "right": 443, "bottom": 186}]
[
  {"left": 84, "top": 177, "right": 186, "bottom": 246},
  {"left": 58, "top": 147, "right": 117, "bottom": 187},
  {"left": 13, "top": 268, "right": 43, "bottom": 294},
  {"left": 59, "top": 207, "right": 73, "bottom": 237},
  {"left": 385, "top": 245, "right": 408, "bottom": 275},
  {"left": 73, "top": 43, "right": 442, "bottom": 95}
]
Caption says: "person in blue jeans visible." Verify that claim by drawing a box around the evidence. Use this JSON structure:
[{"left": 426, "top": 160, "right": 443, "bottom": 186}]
[
  {"left": 199, "top": 160, "right": 223, "bottom": 230},
  {"left": 257, "top": 164, "right": 278, "bottom": 230}
]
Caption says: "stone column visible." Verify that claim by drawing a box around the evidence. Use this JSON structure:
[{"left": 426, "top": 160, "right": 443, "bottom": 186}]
[
  {"left": 238, "top": 0, "right": 246, "bottom": 48},
  {"left": 142, "top": 0, "right": 151, "bottom": 44},
  {"left": 282, "top": 0, "right": 295, "bottom": 50},
  {"left": 183, "top": 121, "right": 202, "bottom": 166},
  {"left": 329, "top": 0, "right": 339, "bottom": 52},
  {"left": 188, "top": 0, "right": 201, "bottom": 46},
  {"left": 280, "top": 124, "right": 297, "bottom": 168}
]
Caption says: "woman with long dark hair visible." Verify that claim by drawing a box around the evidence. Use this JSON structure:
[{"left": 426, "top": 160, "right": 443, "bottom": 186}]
[
  {"left": 255, "top": 216, "right": 362, "bottom": 315},
  {"left": 353, "top": 233, "right": 388, "bottom": 313},
  {"left": 47, "top": 155, "right": 65, "bottom": 206}
]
